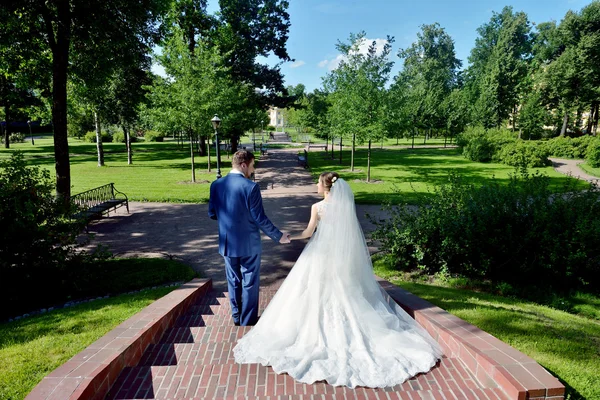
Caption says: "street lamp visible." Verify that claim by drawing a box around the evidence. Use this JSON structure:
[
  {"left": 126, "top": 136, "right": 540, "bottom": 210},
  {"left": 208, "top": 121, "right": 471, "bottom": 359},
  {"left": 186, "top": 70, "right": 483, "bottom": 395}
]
[
  {"left": 211, "top": 114, "right": 222, "bottom": 179},
  {"left": 27, "top": 120, "right": 34, "bottom": 145}
]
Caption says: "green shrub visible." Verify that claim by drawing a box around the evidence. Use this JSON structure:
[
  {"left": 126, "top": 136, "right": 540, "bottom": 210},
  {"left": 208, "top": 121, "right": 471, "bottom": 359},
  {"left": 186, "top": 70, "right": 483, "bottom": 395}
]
[
  {"left": 112, "top": 131, "right": 138, "bottom": 143},
  {"left": 0, "top": 133, "right": 26, "bottom": 144},
  {"left": 457, "top": 126, "right": 517, "bottom": 163},
  {"left": 84, "top": 130, "right": 112, "bottom": 143},
  {"left": 265, "top": 125, "right": 276, "bottom": 132},
  {"left": 544, "top": 135, "right": 595, "bottom": 159},
  {"left": 496, "top": 140, "right": 550, "bottom": 168},
  {"left": 143, "top": 130, "right": 165, "bottom": 142},
  {"left": 372, "top": 171, "right": 600, "bottom": 293},
  {"left": 0, "top": 152, "right": 102, "bottom": 320},
  {"left": 586, "top": 138, "right": 600, "bottom": 168}
]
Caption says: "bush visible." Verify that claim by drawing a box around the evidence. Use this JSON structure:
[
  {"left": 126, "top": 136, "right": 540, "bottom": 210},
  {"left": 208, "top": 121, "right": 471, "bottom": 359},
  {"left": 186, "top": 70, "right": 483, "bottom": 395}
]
[
  {"left": 0, "top": 133, "right": 26, "bottom": 144},
  {"left": 544, "top": 135, "right": 596, "bottom": 159},
  {"left": 372, "top": 171, "right": 600, "bottom": 293},
  {"left": 112, "top": 131, "right": 138, "bottom": 143},
  {"left": 456, "top": 126, "right": 517, "bottom": 163},
  {"left": 143, "top": 130, "right": 165, "bottom": 142},
  {"left": 84, "top": 130, "right": 112, "bottom": 143},
  {"left": 586, "top": 138, "right": 600, "bottom": 168},
  {"left": 265, "top": 125, "right": 276, "bottom": 132},
  {"left": 495, "top": 140, "right": 550, "bottom": 168},
  {"left": 0, "top": 152, "right": 102, "bottom": 320}
]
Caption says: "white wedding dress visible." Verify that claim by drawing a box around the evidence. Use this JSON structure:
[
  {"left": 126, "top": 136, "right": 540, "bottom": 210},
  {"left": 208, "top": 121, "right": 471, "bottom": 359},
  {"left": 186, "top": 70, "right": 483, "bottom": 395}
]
[{"left": 233, "top": 179, "right": 443, "bottom": 388}]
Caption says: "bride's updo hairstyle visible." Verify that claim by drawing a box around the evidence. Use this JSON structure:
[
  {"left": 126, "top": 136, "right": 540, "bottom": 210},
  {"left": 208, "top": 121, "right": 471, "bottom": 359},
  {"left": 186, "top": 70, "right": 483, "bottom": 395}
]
[{"left": 320, "top": 171, "right": 340, "bottom": 192}]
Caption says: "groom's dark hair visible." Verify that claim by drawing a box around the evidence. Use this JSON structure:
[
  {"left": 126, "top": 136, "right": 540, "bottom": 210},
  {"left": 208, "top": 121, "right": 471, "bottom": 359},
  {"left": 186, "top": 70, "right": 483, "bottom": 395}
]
[{"left": 232, "top": 150, "right": 255, "bottom": 168}]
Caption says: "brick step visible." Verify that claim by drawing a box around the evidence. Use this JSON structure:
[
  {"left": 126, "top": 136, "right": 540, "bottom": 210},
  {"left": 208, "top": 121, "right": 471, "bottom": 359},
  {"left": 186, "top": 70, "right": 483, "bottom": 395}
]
[{"left": 107, "top": 362, "right": 507, "bottom": 400}]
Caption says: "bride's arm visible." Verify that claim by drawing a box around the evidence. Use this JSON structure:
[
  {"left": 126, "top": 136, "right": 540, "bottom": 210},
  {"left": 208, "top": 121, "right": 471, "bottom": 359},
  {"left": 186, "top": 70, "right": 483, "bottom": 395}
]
[{"left": 290, "top": 204, "right": 319, "bottom": 240}]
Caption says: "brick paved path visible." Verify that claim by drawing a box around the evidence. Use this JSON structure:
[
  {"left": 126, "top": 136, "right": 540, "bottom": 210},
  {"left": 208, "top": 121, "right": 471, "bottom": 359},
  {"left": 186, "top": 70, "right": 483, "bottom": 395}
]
[{"left": 106, "top": 284, "right": 508, "bottom": 400}]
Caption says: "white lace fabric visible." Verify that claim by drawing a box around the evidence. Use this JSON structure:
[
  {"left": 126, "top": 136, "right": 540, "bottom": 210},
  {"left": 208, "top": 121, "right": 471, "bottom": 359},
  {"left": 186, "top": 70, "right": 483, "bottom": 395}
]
[{"left": 233, "top": 179, "right": 443, "bottom": 388}]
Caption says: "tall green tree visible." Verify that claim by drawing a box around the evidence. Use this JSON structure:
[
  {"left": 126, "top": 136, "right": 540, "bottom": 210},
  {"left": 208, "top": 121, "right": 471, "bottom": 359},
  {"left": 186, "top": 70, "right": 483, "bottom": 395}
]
[
  {"left": 0, "top": 0, "right": 166, "bottom": 204},
  {"left": 324, "top": 32, "right": 394, "bottom": 180},
  {"left": 395, "top": 23, "right": 462, "bottom": 139},
  {"left": 466, "top": 6, "right": 533, "bottom": 129}
]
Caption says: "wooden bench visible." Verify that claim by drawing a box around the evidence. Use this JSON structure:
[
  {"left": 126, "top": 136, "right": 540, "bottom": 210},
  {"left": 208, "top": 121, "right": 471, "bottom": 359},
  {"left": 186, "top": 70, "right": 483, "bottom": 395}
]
[
  {"left": 297, "top": 149, "right": 309, "bottom": 169},
  {"left": 72, "top": 183, "right": 129, "bottom": 225},
  {"left": 306, "top": 143, "right": 327, "bottom": 151}
]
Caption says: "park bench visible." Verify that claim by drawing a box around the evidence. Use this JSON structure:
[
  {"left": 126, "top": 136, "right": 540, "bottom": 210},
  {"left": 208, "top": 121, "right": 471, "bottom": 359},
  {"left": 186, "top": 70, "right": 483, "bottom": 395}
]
[
  {"left": 306, "top": 143, "right": 327, "bottom": 151},
  {"left": 71, "top": 183, "right": 129, "bottom": 226},
  {"left": 297, "top": 149, "right": 309, "bottom": 169}
]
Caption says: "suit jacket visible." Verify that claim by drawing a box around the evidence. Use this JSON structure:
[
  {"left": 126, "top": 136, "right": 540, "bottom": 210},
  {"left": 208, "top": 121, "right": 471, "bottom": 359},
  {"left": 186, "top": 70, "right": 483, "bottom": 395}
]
[{"left": 208, "top": 172, "right": 283, "bottom": 257}]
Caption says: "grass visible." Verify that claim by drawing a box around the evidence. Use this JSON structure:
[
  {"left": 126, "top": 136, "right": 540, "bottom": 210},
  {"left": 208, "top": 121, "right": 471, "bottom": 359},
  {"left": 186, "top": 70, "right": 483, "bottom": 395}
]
[
  {"left": 0, "top": 257, "right": 197, "bottom": 400},
  {"left": 373, "top": 260, "right": 600, "bottom": 400},
  {"left": 1, "top": 135, "right": 590, "bottom": 205},
  {"left": 305, "top": 147, "right": 591, "bottom": 204},
  {"left": 0, "top": 287, "right": 178, "bottom": 400},
  {"left": 578, "top": 162, "right": 600, "bottom": 178}
]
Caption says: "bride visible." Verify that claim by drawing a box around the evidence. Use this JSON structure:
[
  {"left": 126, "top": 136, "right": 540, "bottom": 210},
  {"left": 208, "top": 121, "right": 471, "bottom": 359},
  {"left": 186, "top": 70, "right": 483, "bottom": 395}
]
[{"left": 233, "top": 172, "right": 442, "bottom": 388}]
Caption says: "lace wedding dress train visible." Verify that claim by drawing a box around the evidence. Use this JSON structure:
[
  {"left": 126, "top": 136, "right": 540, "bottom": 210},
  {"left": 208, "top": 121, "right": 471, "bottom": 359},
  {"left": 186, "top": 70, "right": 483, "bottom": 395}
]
[{"left": 233, "top": 180, "right": 442, "bottom": 388}]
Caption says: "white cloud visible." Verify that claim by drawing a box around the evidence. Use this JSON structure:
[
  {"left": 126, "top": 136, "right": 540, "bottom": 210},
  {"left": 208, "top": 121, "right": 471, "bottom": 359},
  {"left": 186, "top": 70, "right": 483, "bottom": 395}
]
[
  {"left": 290, "top": 60, "right": 306, "bottom": 68},
  {"left": 318, "top": 37, "right": 390, "bottom": 71},
  {"left": 151, "top": 62, "right": 167, "bottom": 78}
]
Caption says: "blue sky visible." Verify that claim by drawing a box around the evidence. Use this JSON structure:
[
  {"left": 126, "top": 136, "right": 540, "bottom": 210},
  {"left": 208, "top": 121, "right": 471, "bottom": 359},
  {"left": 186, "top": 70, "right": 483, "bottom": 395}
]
[{"left": 154, "top": 0, "right": 591, "bottom": 92}]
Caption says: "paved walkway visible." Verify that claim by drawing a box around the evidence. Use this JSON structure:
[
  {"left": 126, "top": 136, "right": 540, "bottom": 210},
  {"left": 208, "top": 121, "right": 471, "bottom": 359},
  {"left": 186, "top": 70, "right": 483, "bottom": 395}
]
[
  {"left": 83, "top": 148, "right": 386, "bottom": 289},
  {"left": 549, "top": 157, "right": 600, "bottom": 186}
]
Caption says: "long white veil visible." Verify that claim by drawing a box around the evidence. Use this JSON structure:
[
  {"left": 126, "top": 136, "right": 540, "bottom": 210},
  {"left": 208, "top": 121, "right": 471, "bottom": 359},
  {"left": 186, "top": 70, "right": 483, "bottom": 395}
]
[
  {"left": 233, "top": 178, "right": 442, "bottom": 388},
  {"left": 313, "top": 178, "right": 376, "bottom": 288}
]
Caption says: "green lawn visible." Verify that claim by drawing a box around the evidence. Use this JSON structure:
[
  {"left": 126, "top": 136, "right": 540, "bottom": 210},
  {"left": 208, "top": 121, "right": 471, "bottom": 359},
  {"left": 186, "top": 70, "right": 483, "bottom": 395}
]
[
  {"left": 0, "top": 257, "right": 197, "bottom": 400},
  {"left": 306, "top": 147, "right": 591, "bottom": 204},
  {"left": 0, "top": 137, "right": 226, "bottom": 203},
  {"left": 1, "top": 136, "right": 590, "bottom": 205},
  {"left": 374, "top": 261, "right": 600, "bottom": 400},
  {"left": 578, "top": 162, "right": 600, "bottom": 178}
]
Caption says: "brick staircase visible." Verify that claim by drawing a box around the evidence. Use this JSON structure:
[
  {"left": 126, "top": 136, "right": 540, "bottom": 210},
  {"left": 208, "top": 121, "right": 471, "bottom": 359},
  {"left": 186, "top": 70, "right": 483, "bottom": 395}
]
[{"left": 105, "top": 288, "right": 509, "bottom": 400}]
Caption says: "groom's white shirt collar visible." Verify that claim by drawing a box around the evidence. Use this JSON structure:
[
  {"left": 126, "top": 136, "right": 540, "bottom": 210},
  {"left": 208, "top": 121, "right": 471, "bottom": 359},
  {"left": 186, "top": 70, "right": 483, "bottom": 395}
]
[{"left": 229, "top": 169, "right": 244, "bottom": 175}]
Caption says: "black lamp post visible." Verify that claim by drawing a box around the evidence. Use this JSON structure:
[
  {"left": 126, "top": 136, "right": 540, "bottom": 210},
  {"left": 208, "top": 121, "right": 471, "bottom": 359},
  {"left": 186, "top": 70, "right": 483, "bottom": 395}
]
[
  {"left": 27, "top": 120, "right": 34, "bottom": 145},
  {"left": 211, "top": 114, "right": 222, "bottom": 179}
]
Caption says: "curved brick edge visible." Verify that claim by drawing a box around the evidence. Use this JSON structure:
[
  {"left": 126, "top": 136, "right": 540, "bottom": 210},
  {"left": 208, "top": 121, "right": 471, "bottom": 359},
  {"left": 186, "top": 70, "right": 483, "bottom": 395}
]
[
  {"left": 25, "top": 278, "right": 212, "bottom": 400},
  {"left": 378, "top": 278, "right": 565, "bottom": 400}
]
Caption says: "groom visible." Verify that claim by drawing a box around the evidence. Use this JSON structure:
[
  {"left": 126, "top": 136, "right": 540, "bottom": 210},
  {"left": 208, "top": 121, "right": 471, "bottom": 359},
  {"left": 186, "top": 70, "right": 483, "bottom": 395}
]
[{"left": 208, "top": 150, "right": 290, "bottom": 326}]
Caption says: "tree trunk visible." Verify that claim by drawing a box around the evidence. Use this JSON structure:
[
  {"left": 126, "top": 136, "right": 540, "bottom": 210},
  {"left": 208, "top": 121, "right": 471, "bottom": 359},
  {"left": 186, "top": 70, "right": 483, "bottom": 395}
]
[
  {"left": 94, "top": 112, "right": 104, "bottom": 166},
  {"left": 593, "top": 103, "right": 599, "bottom": 136},
  {"left": 331, "top": 135, "right": 334, "bottom": 159},
  {"left": 339, "top": 137, "right": 343, "bottom": 164},
  {"left": 444, "top": 128, "right": 447, "bottom": 148},
  {"left": 412, "top": 128, "right": 416, "bottom": 149},
  {"left": 50, "top": 0, "right": 72, "bottom": 207},
  {"left": 124, "top": 125, "right": 132, "bottom": 165},
  {"left": 351, "top": 132, "right": 356, "bottom": 171},
  {"left": 560, "top": 112, "right": 569, "bottom": 137},
  {"left": 587, "top": 102, "right": 596, "bottom": 135},
  {"left": 367, "top": 139, "right": 372, "bottom": 182},
  {"left": 207, "top": 136, "right": 212, "bottom": 172},
  {"left": 199, "top": 136, "right": 207, "bottom": 156},
  {"left": 3, "top": 104, "right": 10, "bottom": 148},
  {"left": 190, "top": 131, "right": 196, "bottom": 182}
]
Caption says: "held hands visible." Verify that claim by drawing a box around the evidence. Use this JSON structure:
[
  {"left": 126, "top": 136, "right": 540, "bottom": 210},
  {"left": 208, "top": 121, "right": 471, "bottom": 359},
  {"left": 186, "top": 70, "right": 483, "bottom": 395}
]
[{"left": 279, "top": 232, "right": 291, "bottom": 244}]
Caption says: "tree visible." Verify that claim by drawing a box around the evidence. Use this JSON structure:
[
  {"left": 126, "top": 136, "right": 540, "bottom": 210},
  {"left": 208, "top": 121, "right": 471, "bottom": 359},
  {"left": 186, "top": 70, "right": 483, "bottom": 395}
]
[
  {"left": 466, "top": 6, "right": 533, "bottom": 129},
  {"left": 396, "top": 23, "right": 462, "bottom": 140},
  {"left": 0, "top": 0, "right": 166, "bottom": 205},
  {"left": 324, "top": 32, "right": 394, "bottom": 180}
]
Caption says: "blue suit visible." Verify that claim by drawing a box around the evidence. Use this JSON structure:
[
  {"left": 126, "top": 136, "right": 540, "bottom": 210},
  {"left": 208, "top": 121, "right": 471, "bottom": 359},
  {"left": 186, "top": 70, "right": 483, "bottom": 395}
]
[{"left": 208, "top": 172, "right": 282, "bottom": 325}]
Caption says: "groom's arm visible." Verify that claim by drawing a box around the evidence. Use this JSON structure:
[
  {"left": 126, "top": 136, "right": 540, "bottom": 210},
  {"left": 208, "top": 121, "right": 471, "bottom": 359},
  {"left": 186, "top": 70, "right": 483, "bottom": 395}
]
[
  {"left": 248, "top": 184, "right": 283, "bottom": 242},
  {"left": 208, "top": 183, "right": 217, "bottom": 220}
]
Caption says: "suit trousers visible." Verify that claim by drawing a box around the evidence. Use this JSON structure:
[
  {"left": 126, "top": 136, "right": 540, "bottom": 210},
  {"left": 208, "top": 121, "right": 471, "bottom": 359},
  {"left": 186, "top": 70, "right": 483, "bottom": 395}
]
[{"left": 223, "top": 254, "right": 261, "bottom": 326}]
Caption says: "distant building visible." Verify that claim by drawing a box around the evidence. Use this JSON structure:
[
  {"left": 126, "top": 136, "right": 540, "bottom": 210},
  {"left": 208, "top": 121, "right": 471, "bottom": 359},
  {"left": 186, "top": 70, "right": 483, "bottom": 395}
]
[{"left": 268, "top": 107, "right": 285, "bottom": 131}]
